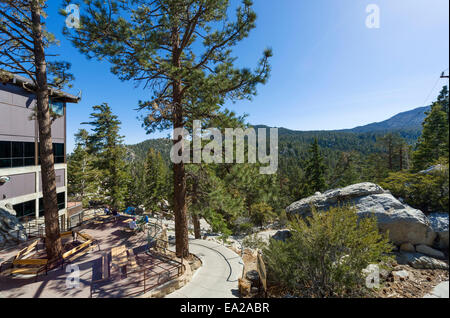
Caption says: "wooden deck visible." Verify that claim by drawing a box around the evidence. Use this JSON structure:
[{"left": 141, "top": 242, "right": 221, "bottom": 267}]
[{"left": 91, "top": 249, "right": 184, "bottom": 298}]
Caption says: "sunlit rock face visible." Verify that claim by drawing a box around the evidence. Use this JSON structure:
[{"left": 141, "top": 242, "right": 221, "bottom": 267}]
[{"left": 286, "top": 182, "right": 436, "bottom": 246}]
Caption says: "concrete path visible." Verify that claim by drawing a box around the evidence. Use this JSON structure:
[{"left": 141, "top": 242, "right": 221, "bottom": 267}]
[
  {"left": 166, "top": 239, "right": 244, "bottom": 298},
  {"left": 423, "top": 281, "right": 449, "bottom": 298}
]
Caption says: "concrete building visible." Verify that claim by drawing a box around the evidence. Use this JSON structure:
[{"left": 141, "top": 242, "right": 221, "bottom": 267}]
[{"left": 0, "top": 72, "right": 79, "bottom": 229}]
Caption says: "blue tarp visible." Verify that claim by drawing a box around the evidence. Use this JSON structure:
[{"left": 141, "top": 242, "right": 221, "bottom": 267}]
[{"left": 124, "top": 207, "right": 136, "bottom": 215}]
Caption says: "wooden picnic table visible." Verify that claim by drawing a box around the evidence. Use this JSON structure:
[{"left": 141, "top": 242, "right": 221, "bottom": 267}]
[{"left": 111, "top": 245, "right": 128, "bottom": 268}]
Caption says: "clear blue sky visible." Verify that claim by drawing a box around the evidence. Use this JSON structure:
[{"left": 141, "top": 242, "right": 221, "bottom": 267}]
[{"left": 43, "top": 0, "right": 449, "bottom": 153}]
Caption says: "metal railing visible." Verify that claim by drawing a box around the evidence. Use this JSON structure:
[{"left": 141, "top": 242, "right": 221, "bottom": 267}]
[
  {"left": 1, "top": 207, "right": 97, "bottom": 251},
  {"left": 90, "top": 249, "right": 185, "bottom": 298},
  {"left": 3, "top": 214, "right": 65, "bottom": 243},
  {"left": 67, "top": 208, "right": 102, "bottom": 230}
]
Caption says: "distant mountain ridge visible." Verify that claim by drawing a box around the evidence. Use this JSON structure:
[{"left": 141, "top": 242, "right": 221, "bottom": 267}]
[
  {"left": 344, "top": 106, "right": 430, "bottom": 133},
  {"left": 127, "top": 106, "right": 428, "bottom": 161},
  {"left": 255, "top": 105, "right": 429, "bottom": 134}
]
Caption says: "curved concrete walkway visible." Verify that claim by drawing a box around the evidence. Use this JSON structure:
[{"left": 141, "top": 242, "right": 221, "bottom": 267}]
[{"left": 166, "top": 239, "right": 244, "bottom": 298}]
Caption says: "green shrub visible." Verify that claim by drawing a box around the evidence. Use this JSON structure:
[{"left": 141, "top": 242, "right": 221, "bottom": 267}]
[
  {"left": 242, "top": 233, "right": 268, "bottom": 250},
  {"left": 263, "top": 206, "right": 393, "bottom": 298},
  {"left": 381, "top": 164, "right": 449, "bottom": 213},
  {"left": 232, "top": 219, "right": 255, "bottom": 236},
  {"left": 278, "top": 210, "right": 289, "bottom": 227},
  {"left": 250, "top": 202, "right": 277, "bottom": 228}
]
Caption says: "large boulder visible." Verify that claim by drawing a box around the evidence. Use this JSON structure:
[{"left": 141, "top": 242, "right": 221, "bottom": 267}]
[
  {"left": 286, "top": 183, "right": 436, "bottom": 246},
  {"left": 0, "top": 203, "right": 16, "bottom": 216},
  {"left": 286, "top": 182, "right": 385, "bottom": 217},
  {"left": 0, "top": 204, "right": 28, "bottom": 244},
  {"left": 245, "top": 270, "right": 260, "bottom": 285},
  {"left": 415, "top": 244, "right": 445, "bottom": 259},
  {"left": 428, "top": 212, "right": 449, "bottom": 250},
  {"left": 0, "top": 232, "right": 5, "bottom": 247},
  {"left": 254, "top": 230, "right": 279, "bottom": 244},
  {"left": 399, "top": 243, "right": 415, "bottom": 253},
  {"left": 271, "top": 230, "right": 292, "bottom": 242},
  {"left": 396, "top": 252, "right": 449, "bottom": 270}
]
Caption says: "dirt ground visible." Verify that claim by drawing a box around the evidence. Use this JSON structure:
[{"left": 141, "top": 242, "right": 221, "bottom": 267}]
[{"left": 374, "top": 264, "right": 449, "bottom": 298}]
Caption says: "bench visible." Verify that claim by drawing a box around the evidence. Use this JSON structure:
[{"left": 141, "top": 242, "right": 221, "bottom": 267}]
[
  {"left": 59, "top": 232, "right": 99, "bottom": 269},
  {"left": 1, "top": 240, "right": 48, "bottom": 280},
  {"left": 11, "top": 258, "right": 48, "bottom": 279},
  {"left": 0, "top": 240, "right": 38, "bottom": 273},
  {"left": 61, "top": 239, "right": 93, "bottom": 267},
  {"left": 111, "top": 245, "right": 128, "bottom": 266},
  {"left": 127, "top": 249, "right": 139, "bottom": 270},
  {"left": 16, "top": 239, "right": 39, "bottom": 259},
  {"left": 79, "top": 232, "right": 101, "bottom": 251},
  {"left": 96, "top": 215, "right": 111, "bottom": 221},
  {"left": 111, "top": 245, "right": 128, "bottom": 277},
  {"left": 60, "top": 231, "right": 74, "bottom": 239}
]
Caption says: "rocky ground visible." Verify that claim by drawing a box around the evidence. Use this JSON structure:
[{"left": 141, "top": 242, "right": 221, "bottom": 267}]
[
  {"left": 374, "top": 264, "right": 448, "bottom": 298},
  {"left": 237, "top": 249, "right": 449, "bottom": 298},
  {"left": 230, "top": 226, "right": 450, "bottom": 298}
]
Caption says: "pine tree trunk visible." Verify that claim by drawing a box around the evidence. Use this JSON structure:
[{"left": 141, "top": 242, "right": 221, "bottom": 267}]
[
  {"left": 192, "top": 181, "right": 201, "bottom": 239},
  {"left": 172, "top": 93, "right": 189, "bottom": 257},
  {"left": 31, "top": 0, "right": 62, "bottom": 261},
  {"left": 399, "top": 146, "right": 403, "bottom": 170},
  {"left": 173, "top": 135, "right": 189, "bottom": 257},
  {"left": 192, "top": 213, "right": 201, "bottom": 240},
  {"left": 171, "top": 24, "right": 189, "bottom": 258}
]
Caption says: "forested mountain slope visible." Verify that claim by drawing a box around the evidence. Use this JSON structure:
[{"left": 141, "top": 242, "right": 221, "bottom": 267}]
[
  {"left": 344, "top": 106, "right": 430, "bottom": 133},
  {"left": 127, "top": 106, "right": 428, "bottom": 162}
]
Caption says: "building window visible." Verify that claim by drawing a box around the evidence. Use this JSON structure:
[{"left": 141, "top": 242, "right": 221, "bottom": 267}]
[
  {"left": 38, "top": 143, "right": 65, "bottom": 164},
  {"left": 0, "top": 141, "right": 36, "bottom": 168},
  {"left": 13, "top": 199, "right": 36, "bottom": 220},
  {"left": 38, "top": 198, "right": 44, "bottom": 217},
  {"left": 54, "top": 143, "right": 65, "bottom": 164},
  {"left": 1, "top": 141, "right": 65, "bottom": 168},
  {"left": 57, "top": 192, "right": 66, "bottom": 210}
]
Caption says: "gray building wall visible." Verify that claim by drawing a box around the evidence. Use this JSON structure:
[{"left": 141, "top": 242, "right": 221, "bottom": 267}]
[
  {"left": 0, "top": 83, "right": 36, "bottom": 142},
  {"left": 0, "top": 82, "right": 68, "bottom": 220},
  {"left": 39, "top": 169, "right": 65, "bottom": 190},
  {"left": 0, "top": 172, "right": 35, "bottom": 200},
  {"left": 0, "top": 83, "right": 65, "bottom": 142}
]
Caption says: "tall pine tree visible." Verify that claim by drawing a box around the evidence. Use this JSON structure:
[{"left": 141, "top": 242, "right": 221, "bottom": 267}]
[
  {"left": 63, "top": 0, "right": 271, "bottom": 257},
  {"left": 67, "top": 129, "right": 100, "bottom": 206},
  {"left": 305, "top": 139, "right": 326, "bottom": 194},
  {"left": 144, "top": 149, "right": 170, "bottom": 213},
  {"left": 1, "top": 0, "right": 76, "bottom": 260},
  {"left": 187, "top": 163, "right": 244, "bottom": 238},
  {"left": 83, "top": 104, "right": 129, "bottom": 209},
  {"left": 437, "top": 85, "right": 449, "bottom": 123},
  {"left": 125, "top": 159, "right": 147, "bottom": 208},
  {"left": 413, "top": 86, "right": 449, "bottom": 171}
]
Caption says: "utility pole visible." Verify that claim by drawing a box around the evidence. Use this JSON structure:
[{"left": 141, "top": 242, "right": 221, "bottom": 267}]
[{"left": 441, "top": 71, "right": 449, "bottom": 79}]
